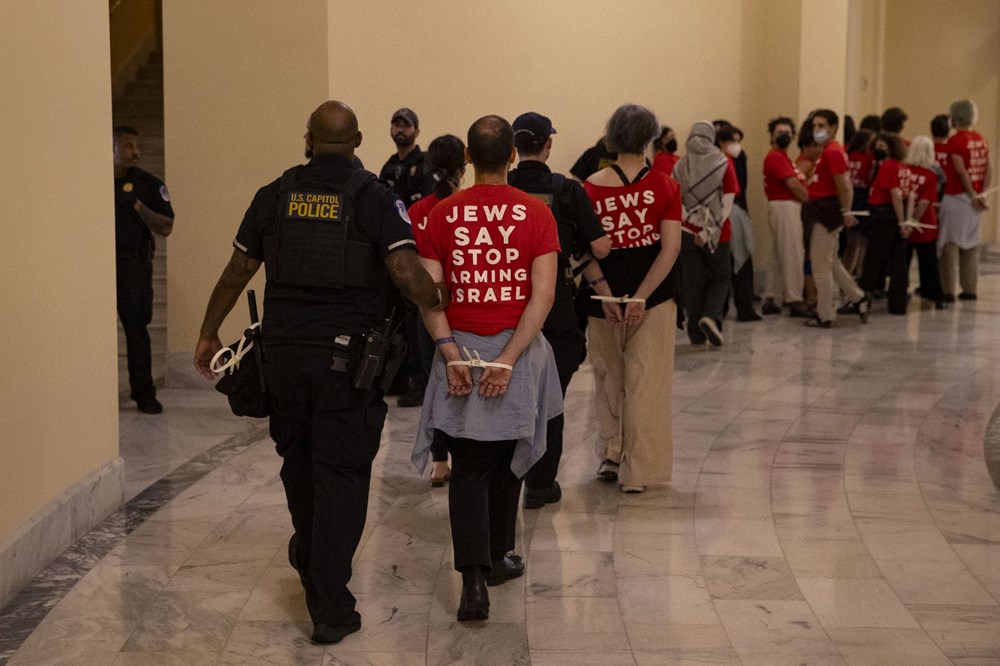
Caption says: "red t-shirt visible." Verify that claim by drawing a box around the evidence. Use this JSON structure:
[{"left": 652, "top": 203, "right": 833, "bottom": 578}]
[
  {"left": 584, "top": 169, "right": 682, "bottom": 249},
  {"left": 652, "top": 152, "right": 680, "bottom": 178},
  {"left": 899, "top": 164, "right": 938, "bottom": 243},
  {"left": 420, "top": 184, "right": 560, "bottom": 336},
  {"left": 867, "top": 159, "right": 902, "bottom": 207},
  {"left": 848, "top": 151, "right": 874, "bottom": 189},
  {"left": 944, "top": 130, "right": 990, "bottom": 195},
  {"left": 407, "top": 192, "right": 440, "bottom": 252},
  {"left": 763, "top": 148, "right": 805, "bottom": 201},
  {"left": 808, "top": 141, "right": 849, "bottom": 199},
  {"left": 934, "top": 141, "right": 950, "bottom": 174}
]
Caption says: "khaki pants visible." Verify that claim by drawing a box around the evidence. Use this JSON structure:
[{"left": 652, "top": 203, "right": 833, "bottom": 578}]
[
  {"left": 766, "top": 199, "right": 805, "bottom": 303},
  {"left": 939, "top": 243, "right": 979, "bottom": 296},
  {"left": 588, "top": 300, "right": 675, "bottom": 486},
  {"left": 810, "top": 223, "right": 864, "bottom": 322}
]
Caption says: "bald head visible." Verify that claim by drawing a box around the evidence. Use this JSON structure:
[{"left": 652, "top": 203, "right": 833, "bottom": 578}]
[
  {"left": 305, "top": 100, "right": 361, "bottom": 158},
  {"left": 467, "top": 115, "right": 514, "bottom": 174}
]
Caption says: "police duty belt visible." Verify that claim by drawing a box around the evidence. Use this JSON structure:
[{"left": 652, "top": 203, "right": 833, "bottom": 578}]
[
  {"left": 210, "top": 323, "right": 260, "bottom": 375},
  {"left": 447, "top": 346, "right": 514, "bottom": 372}
]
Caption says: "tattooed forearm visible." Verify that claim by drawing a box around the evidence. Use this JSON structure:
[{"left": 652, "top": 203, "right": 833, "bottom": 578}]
[
  {"left": 385, "top": 248, "right": 438, "bottom": 309},
  {"left": 136, "top": 201, "right": 175, "bottom": 237},
  {"left": 199, "top": 249, "right": 261, "bottom": 338}
]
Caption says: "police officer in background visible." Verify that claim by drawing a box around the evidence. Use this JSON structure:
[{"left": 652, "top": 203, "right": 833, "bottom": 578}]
[
  {"left": 194, "top": 101, "right": 445, "bottom": 645},
  {"left": 508, "top": 112, "right": 611, "bottom": 509},
  {"left": 380, "top": 107, "right": 431, "bottom": 407},
  {"left": 114, "top": 125, "right": 175, "bottom": 414}
]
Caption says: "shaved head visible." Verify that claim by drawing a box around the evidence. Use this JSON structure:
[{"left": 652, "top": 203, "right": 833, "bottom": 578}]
[{"left": 306, "top": 100, "right": 361, "bottom": 157}]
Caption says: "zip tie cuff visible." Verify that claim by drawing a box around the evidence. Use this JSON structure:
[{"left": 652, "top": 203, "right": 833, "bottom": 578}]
[
  {"left": 445, "top": 346, "right": 514, "bottom": 371},
  {"left": 591, "top": 295, "right": 646, "bottom": 304}
]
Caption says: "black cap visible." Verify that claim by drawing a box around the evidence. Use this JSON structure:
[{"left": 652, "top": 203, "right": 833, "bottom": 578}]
[
  {"left": 391, "top": 107, "right": 419, "bottom": 128},
  {"left": 512, "top": 112, "right": 556, "bottom": 140}
]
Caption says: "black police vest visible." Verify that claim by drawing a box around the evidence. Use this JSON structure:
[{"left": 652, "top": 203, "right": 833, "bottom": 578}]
[
  {"left": 263, "top": 167, "right": 383, "bottom": 290},
  {"left": 509, "top": 168, "right": 581, "bottom": 332}
]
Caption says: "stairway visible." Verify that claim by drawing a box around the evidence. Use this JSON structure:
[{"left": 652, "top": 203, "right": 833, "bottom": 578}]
[{"left": 114, "top": 50, "right": 166, "bottom": 400}]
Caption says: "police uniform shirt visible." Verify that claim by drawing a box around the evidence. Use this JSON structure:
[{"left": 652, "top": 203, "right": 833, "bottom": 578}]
[
  {"left": 378, "top": 146, "right": 427, "bottom": 205},
  {"left": 569, "top": 141, "right": 618, "bottom": 181},
  {"left": 234, "top": 153, "right": 417, "bottom": 342},
  {"left": 115, "top": 167, "right": 174, "bottom": 258}
]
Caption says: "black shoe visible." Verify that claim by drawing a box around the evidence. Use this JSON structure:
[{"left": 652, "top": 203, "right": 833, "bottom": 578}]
[
  {"left": 312, "top": 611, "right": 361, "bottom": 644},
  {"left": 942, "top": 294, "right": 956, "bottom": 303},
  {"left": 396, "top": 385, "right": 425, "bottom": 408},
  {"left": 959, "top": 292, "right": 977, "bottom": 301},
  {"left": 524, "top": 481, "right": 561, "bottom": 510},
  {"left": 486, "top": 554, "right": 525, "bottom": 586},
  {"left": 761, "top": 300, "right": 781, "bottom": 315},
  {"left": 698, "top": 317, "right": 723, "bottom": 347},
  {"left": 935, "top": 300, "right": 949, "bottom": 310},
  {"left": 457, "top": 568, "right": 489, "bottom": 621},
  {"left": 787, "top": 302, "right": 814, "bottom": 318},
  {"left": 736, "top": 312, "right": 763, "bottom": 322},
  {"left": 804, "top": 316, "right": 832, "bottom": 329},
  {"left": 136, "top": 397, "right": 163, "bottom": 414}
]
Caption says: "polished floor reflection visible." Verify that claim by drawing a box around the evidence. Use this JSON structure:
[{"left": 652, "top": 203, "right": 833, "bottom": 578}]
[{"left": 5, "top": 266, "right": 1000, "bottom": 664}]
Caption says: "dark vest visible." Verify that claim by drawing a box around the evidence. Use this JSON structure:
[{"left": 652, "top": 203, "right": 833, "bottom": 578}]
[{"left": 263, "top": 167, "right": 383, "bottom": 290}]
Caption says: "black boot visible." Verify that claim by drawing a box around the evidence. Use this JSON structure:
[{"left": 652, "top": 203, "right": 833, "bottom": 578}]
[{"left": 457, "top": 567, "right": 489, "bottom": 621}]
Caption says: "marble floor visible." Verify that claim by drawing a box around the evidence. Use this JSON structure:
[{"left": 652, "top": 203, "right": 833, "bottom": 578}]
[{"left": 4, "top": 263, "right": 1000, "bottom": 664}]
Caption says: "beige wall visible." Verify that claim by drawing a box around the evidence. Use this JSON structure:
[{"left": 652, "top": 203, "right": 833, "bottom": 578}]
[
  {"left": 109, "top": 0, "right": 157, "bottom": 95},
  {"left": 882, "top": 0, "right": 1000, "bottom": 242},
  {"left": 163, "top": 1, "right": 329, "bottom": 352},
  {"left": 0, "top": 1, "right": 119, "bottom": 539}
]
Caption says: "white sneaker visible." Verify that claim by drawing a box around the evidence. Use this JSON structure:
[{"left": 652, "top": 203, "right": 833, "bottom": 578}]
[{"left": 698, "top": 317, "right": 723, "bottom": 347}]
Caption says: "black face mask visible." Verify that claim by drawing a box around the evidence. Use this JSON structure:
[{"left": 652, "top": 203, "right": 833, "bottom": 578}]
[
  {"left": 775, "top": 134, "right": 792, "bottom": 149},
  {"left": 665, "top": 138, "right": 678, "bottom": 153},
  {"left": 873, "top": 148, "right": 888, "bottom": 161}
]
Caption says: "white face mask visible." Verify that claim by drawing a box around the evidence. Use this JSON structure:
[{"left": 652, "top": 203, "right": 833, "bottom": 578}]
[
  {"left": 725, "top": 143, "right": 742, "bottom": 158},
  {"left": 813, "top": 129, "right": 829, "bottom": 144}
]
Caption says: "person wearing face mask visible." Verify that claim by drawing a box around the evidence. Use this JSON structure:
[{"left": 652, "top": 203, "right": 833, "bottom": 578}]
[
  {"left": 761, "top": 117, "right": 811, "bottom": 318},
  {"left": 859, "top": 133, "right": 910, "bottom": 314},
  {"left": 716, "top": 124, "right": 761, "bottom": 321},
  {"left": 801, "top": 109, "right": 868, "bottom": 328},
  {"left": 652, "top": 126, "right": 681, "bottom": 177}
]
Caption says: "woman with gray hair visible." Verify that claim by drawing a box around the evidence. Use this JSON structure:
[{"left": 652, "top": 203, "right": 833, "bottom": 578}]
[
  {"left": 672, "top": 121, "right": 738, "bottom": 345},
  {"left": 581, "top": 104, "right": 682, "bottom": 493},
  {"left": 938, "top": 99, "right": 992, "bottom": 301}
]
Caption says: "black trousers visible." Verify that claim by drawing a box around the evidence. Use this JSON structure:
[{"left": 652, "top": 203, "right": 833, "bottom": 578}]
[
  {"left": 680, "top": 237, "right": 731, "bottom": 343},
  {"left": 907, "top": 241, "right": 944, "bottom": 302},
  {"left": 525, "top": 326, "right": 583, "bottom": 490},
  {"left": 442, "top": 434, "right": 521, "bottom": 571},
  {"left": 116, "top": 256, "right": 155, "bottom": 402},
  {"left": 731, "top": 255, "right": 757, "bottom": 319},
  {"left": 264, "top": 346, "right": 386, "bottom": 625},
  {"left": 860, "top": 209, "right": 909, "bottom": 314}
]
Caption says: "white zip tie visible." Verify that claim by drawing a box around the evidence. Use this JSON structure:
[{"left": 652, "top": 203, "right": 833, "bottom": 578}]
[
  {"left": 446, "top": 346, "right": 513, "bottom": 372},
  {"left": 591, "top": 295, "right": 646, "bottom": 304},
  {"left": 210, "top": 323, "right": 261, "bottom": 375}
]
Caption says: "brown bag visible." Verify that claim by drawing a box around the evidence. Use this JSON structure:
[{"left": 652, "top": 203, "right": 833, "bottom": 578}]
[{"left": 801, "top": 196, "right": 843, "bottom": 232}]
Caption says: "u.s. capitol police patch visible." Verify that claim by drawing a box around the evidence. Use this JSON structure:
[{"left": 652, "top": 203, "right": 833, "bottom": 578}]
[
  {"left": 160, "top": 185, "right": 171, "bottom": 202},
  {"left": 395, "top": 199, "right": 412, "bottom": 224}
]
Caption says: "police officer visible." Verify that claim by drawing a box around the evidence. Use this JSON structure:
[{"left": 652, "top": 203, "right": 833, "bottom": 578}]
[
  {"left": 194, "top": 101, "right": 445, "bottom": 645},
  {"left": 114, "top": 125, "right": 175, "bottom": 414},
  {"left": 508, "top": 112, "right": 611, "bottom": 509}
]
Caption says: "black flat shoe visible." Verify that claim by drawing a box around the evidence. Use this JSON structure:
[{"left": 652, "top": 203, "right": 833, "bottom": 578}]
[
  {"left": 959, "top": 292, "right": 977, "bottom": 301},
  {"left": 486, "top": 555, "right": 525, "bottom": 586},
  {"left": 736, "top": 312, "right": 763, "bottom": 322},
  {"left": 136, "top": 397, "right": 163, "bottom": 414},
  {"left": 804, "top": 317, "right": 832, "bottom": 329},
  {"left": 457, "top": 568, "right": 489, "bottom": 621},
  {"left": 523, "top": 481, "right": 561, "bottom": 510},
  {"left": 787, "top": 302, "right": 815, "bottom": 318},
  {"left": 312, "top": 611, "right": 361, "bottom": 644}
]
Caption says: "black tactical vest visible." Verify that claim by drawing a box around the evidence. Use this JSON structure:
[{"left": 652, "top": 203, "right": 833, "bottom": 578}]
[{"left": 263, "top": 167, "right": 383, "bottom": 290}]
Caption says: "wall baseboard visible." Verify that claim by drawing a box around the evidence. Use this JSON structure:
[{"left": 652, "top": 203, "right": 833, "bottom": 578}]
[{"left": 0, "top": 458, "right": 124, "bottom": 610}]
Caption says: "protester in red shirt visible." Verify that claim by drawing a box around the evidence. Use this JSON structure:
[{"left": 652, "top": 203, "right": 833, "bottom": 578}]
[
  {"left": 761, "top": 116, "right": 811, "bottom": 318},
  {"left": 408, "top": 134, "right": 466, "bottom": 485},
  {"left": 841, "top": 128, "right": 876, "bottom": 276},
  {"left": 930, "top": 114, "right": 951, "bottom": 188},
  {"left": 652, "top": 125, "right": 680, "bottom": 177},
  {"left": 938, "top": 99, "right": 993, "bottom": 301},
  {"left": 581, "top": 104, "right": 682, "bottom": 493},
  {"left": 413, "top": 115, "right": 562, "bottom": 622},
  {"left": 859, "top": 133, "right": 909, "bottom": 314},
  {"left": 801, "top": 109, "right": 868, "bottom": 327},
  {"left": 900, "top": 136, "right": 946, "bottom": 308}
]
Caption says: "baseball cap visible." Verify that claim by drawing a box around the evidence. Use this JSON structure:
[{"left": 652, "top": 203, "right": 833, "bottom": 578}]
[
  {"left": 512, "top": 112, "right": 557, "bottom": 140},
  {"left": 391, "top": 107, "right": 419, "bottom": 128}
]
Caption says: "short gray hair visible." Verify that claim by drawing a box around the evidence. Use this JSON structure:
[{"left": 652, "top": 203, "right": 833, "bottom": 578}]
[
  {"left": 604, "top": 104, "right": 659, "bottom": 156},
  {"left": 905, "top": 136, "right": 936, "bottom": 170},
  {"left": 950, "top": 99, "right": 978, "bottom": 127}
]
